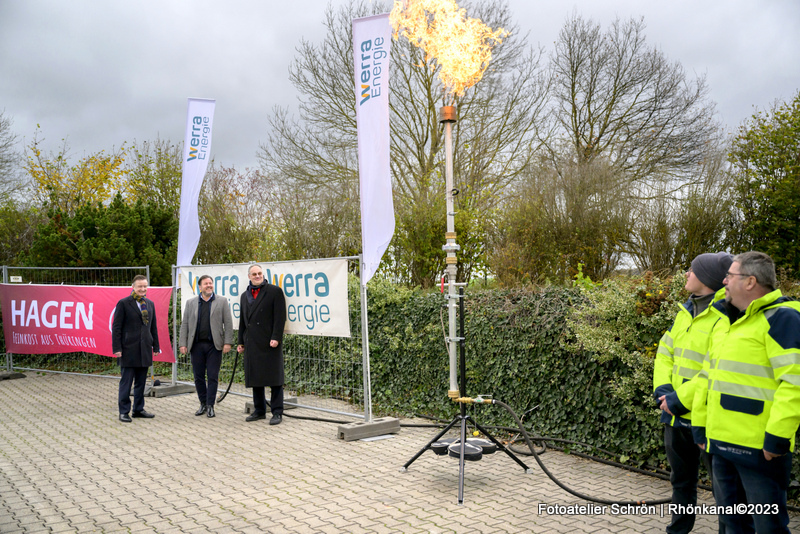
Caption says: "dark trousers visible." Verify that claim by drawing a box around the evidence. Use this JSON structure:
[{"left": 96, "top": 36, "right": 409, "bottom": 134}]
[
  {"left": 190, "top": 340, "right": 222, "bottom": 406},
  {"left": 664, "top": 425, "right": 712, "bottom": 534},
  {"left": 252, "top": 385, "right": 283, "bottom": 416},
  {"left": 712, "top": 453, "right": 791, "bottom": 534},
  {"left": 119, "top": 366, "right": 148, "bottom": 415}
]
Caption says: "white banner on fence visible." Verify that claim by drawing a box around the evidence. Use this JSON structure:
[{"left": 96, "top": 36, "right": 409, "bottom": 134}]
[
  {"left": 353, "top": 13, "right": 394, "bottom": 286},
  {"left": 179, "top": 259, "right": 351, "bottom": 338},
  {"left": 177, "top": 97, "right": 216, "bottom": 268}
]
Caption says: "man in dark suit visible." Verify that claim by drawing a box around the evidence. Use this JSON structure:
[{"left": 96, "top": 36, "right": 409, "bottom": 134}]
[
  {"left": 179, "top": 274, "right": 233, "bottom": 418},
  {"left": 112, "top": 274, "right": 160, "bottom": 422},
  {"left": 237, "top": 264, "right": 287, "bottom": 425}
]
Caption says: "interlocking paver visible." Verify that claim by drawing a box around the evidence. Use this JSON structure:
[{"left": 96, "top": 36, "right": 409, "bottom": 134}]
[{"left": 2, "top": 373, "right": 800, "bottom": 533}]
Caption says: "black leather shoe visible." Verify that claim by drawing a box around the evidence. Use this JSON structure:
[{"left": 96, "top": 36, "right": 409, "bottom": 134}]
[
  {"left": 119, "top": 413, "right": 132, "bottom": 423},
  {"left": 195, "top": 404, "right": 207, "bottom": 416},
  {"left": 132, "top": 410, "right": 155, "bottom": 419},
  {"left": 206, "top": 406, "right": 215, "bottom": 418},
  {"left": 269, "top": 414, "right": 282, "bottom": 426},
  {"left": 245, "top": 412, "right": 266, "bottom": 422}
]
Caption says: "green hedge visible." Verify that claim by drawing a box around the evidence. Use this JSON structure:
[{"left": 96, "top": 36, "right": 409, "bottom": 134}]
[
  {"left": 365, "top": 276, "right": 800, "bottom": 490},
  {"left": 366, "top": 279, "right": 665, "bottom": 466}
]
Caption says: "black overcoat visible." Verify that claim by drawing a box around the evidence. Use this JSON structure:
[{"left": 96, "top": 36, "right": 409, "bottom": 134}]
[
  {"left": 239, "top": 283, "right": 286, "bottom": 387},
  {"left": 111, "top": 295, "right": 159, "bottom": 368}
]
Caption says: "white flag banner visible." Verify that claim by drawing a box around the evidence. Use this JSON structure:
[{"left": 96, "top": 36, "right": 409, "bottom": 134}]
[
  {"left": 178, "top": 259, "right": 351, "bottom": 338},
  {"left": 177, "top": 97, "right": 215, "bottom": 268},
  {"left": 353, "top": 14, "right": 394, "bottom": 286}
]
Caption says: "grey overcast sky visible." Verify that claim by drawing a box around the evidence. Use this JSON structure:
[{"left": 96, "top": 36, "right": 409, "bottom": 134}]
[{"left": 1, "top": 0, "right": 798, "bottom": 171}]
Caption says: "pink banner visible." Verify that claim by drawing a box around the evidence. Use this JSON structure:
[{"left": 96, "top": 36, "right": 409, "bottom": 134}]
[{"left": 0, "top": 284, "right": 174, "bottom": 363}]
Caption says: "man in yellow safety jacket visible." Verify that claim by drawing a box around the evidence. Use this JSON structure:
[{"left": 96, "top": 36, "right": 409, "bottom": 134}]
[
  {"left": 653, "top": 251, "right": 732, "bottom": 534},
  {"left": 691, "top": 251, "right": 800, "bottom": 534}
]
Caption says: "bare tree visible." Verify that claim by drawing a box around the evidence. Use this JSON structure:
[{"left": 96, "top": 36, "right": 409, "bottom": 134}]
[
  {"left": 194, "top": 165, "right": 281, "bottom": 265},
  {"left": 549, "top": 14, "right": 720, "bottom": 193},
  {"left": 125, "top": 137, "right": 183, "bottom": 218},
  {"left": 489, "top": 153, "right": 632, "bottom": 284},
  {"left": 0, "top": 110, "right": 24, "bottom": 199},
  {"left": 259, "top": 0, "right": 549, "bottom": 286},
  {"left": 487, "top": 13, "right": 727, "bottom": 284},
  {"left": 626, "top": 144, "right": 733, "bottom": 273}
]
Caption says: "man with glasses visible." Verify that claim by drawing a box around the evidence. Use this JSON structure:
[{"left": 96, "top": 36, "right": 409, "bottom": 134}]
[
  {"left": 691, "top": 251, "right": 800, "bottom": 533},
  {"left": 237, "top": 264, "right": 287, "bottom": 425},
  {"left": 113, "top": 274, "right": 160, "bottom": 422},
  {"left": 654, "top": 251, "right": 732, "bottom": 534}
]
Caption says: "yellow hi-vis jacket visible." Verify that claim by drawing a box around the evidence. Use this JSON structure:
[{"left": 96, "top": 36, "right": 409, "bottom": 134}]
[
  {"left": 691, "top": 290, "right": 800, "bottom": 466},
  {"left": 653, "top": 288, "right": 727, "bottom": 427}
]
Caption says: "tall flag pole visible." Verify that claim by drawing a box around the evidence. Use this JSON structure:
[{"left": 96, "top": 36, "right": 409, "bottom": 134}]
[
  {"left": 354, "top": 13, "right": 392, "bottom": 422},
  {"left": 177, "top": 97, "right": 216, "bottom": 269},
  {"left": 354, "top": 14, "right": 394, "bottom": 286}
]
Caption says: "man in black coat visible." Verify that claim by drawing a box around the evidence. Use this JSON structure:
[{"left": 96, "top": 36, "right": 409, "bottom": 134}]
[
  {"left": 112, "top": 274, "right": 160, "bottom": 422},
  {"left": 237, "top": 264, "right": 287, "bottom": 425}
]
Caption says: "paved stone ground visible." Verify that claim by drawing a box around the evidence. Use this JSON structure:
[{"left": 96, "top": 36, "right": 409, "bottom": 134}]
[{"left": 1, "top": 373, "right": 798, "bottom": 533}]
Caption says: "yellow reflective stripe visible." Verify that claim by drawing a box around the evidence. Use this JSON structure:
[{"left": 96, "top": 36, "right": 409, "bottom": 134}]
[
  {"left": 657, "top": 345, "right": 672, "bottom": 357},
  {"left": 712, "top": 380, "right": 775, "bottom": 401},
  {"left": 678, "top": 348, "right": 705, "bottom": 364},
  {"left": 770, "top": 352, "right": 800, "bottom": 368},
  {"left": 716, "top": 359, "right": 774, "bottom": 380},
  {"left": 661, "top": 333, "right": 674, "bottom": 348},
  {"left": 676, "top": 367, "right": 700, "bottom": 379}
]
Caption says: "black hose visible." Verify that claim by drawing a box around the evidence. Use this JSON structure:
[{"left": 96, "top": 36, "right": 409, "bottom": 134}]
[
  {"left": 216, "top": 350, "right": 239, "bottom": 404},
  {"left": 507, "top": 435, "right": 671, "bottom": 474},
  {"left": 280, "top": 405, "right": 800, "bottom": 511},
  {"left": 492, "top": 398, "right": 671, "bottom": 506}
]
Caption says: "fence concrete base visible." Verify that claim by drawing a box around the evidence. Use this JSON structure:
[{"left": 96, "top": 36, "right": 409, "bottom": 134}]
[
  {"left": 338, "top": 417, "right": 400, "bottom": 441},
  {"left": 150, "top": 383, "right": 196, "bottom": 397},
  {"left": 0, "top": 371, "right": 26, "bottom": 381},
  {"left": 244, "top": 398, "right": 298, "bottom": 413}
]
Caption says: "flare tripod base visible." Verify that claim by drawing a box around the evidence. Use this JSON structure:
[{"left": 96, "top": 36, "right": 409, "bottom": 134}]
[
  {"left": 400, "top": 288, "right": 530, "bottom": 504},
  {"left": 401, "top": 403, "right": 531, "bottom": 504}
]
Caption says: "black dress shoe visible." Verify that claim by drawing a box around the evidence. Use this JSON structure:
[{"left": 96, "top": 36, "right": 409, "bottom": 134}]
[
  {"left": 245, "top": 412, "right": 266, "bottom": 422},
  {"left": 206, "top": 406, "right": 215, "bottom": 418},
  {"left": 195, "top": 404, "right": 207, "bottom": 416},
  {"left": 269, "top": 414, "right": 282, "bottom": 426},
  {"left": 119, "top": 413, "right": 132, "bottom": 423},
  {"left": 132, "top": 410, "right": 155, "bottom": 418}
]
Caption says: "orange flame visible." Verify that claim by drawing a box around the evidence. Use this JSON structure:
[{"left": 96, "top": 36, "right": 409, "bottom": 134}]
[{"left": 390, "top": 0, "right": 507, "bottom": 100}]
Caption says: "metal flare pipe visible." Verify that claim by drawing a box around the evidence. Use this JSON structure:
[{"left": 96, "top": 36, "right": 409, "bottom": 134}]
[{"left": 439, "top": 105, "right": 459, "bottom": 398}]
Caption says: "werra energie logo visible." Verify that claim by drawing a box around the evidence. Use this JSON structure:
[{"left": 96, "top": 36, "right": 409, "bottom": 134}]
[
  {"left": 187, "top": 115, "right": 211, "bottom": 161},
  {"left": 358, "top": 37, "right": 387, "bottom": 106}
]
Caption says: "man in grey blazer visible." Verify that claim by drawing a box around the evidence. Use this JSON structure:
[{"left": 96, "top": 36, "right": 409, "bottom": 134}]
[{"left": 179, "top": 275, "right": 233, "bottom": 418}]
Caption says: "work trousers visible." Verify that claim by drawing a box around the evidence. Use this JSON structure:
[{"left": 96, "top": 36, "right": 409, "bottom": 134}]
[
  {"left": 252, "top": 385, "right": 283, "bottom": 416},
  {"left": 712, "top": 453, "right": 791, "bottom": 534},
  {"left": 191, "top": 340, "right": 222, "bottom": 406},
  {"left": 118, "top": 366, "right": 148, "bottom": 415},
  {"left": 664, "top": 425, "right": 711, "bottom": 534}
]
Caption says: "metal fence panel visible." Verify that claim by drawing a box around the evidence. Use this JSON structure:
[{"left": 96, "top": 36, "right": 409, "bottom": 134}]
[
  {"left": 1, "top": 266, "right": 149, "bottom": 374},
  {"left": 172, "top": 258, "right": 366, "bottom": 419},
  {"left": 1, "top": 263, "right": 368, "bottom": 420}
]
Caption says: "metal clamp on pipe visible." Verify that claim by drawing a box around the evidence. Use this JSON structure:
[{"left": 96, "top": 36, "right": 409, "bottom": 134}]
[{"left": 454, "top": 395, "right": 493, "bottom": 404}]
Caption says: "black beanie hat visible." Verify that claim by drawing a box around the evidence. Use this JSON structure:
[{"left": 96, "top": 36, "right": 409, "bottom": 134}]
[{"left": 691, "top": 252, "right": 734, "bottom": 292}]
